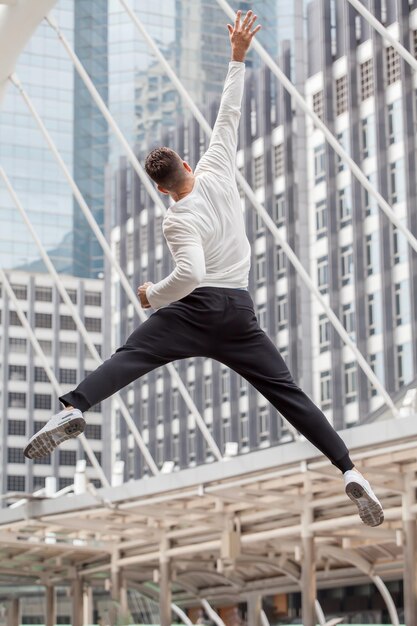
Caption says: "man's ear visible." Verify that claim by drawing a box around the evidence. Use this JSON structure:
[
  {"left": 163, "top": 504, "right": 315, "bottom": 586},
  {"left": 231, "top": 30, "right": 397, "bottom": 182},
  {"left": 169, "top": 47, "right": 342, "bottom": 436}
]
[
  {"left": 157, "top": 185, "right": 169, "bottom": 195},
  {"left": 183, "top": 161, "right": 192, "bottom": 173}
]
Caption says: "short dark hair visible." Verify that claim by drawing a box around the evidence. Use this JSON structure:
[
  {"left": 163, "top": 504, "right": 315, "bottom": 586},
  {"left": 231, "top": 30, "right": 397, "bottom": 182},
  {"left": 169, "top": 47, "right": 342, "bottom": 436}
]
[{"left": 144, "top": 147, "right": 186, "bottom": 190}]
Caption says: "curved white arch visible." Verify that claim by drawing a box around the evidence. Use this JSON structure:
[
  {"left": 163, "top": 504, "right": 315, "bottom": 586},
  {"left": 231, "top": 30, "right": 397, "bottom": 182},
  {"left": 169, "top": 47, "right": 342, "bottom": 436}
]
[{"left": 0, "top": 0, "right": 57, "bottom": 103}]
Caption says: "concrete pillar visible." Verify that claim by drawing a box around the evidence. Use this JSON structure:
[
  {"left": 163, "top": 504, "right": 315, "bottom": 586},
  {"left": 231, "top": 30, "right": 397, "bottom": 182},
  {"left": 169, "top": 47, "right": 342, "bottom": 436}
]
[
  {"left": 246, "top": 594, "right": 262, "bottom": 626},
  {"left": 71, "top": 578, "right": 84, "bottom": 626},
  {"left": 403, "top": 475, "right": 417, "bottom": 626},
  {"left": 45, "top": 585, "right": 56, "bottom": 626},
  {"left": 301, "top": 501, "right": 315, "bottom": 626},
  {"left": 83, "top": 586, "right": 94, "bottom": 626},
  {"left": 6, "top": 598, "right": 19, "bottom": 626},
  {"left": 159, "top": 538, "right": 172, "bottom": 626}
]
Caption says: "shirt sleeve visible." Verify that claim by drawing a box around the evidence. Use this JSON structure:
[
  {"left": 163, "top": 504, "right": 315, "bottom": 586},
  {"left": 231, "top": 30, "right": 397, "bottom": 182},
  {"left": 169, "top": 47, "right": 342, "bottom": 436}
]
[
  {"left": 195, "top": 61, "right": 245, "bottom": 181},
  {"left": 146, "top": 216, "right": 206, "bottom": 310}
]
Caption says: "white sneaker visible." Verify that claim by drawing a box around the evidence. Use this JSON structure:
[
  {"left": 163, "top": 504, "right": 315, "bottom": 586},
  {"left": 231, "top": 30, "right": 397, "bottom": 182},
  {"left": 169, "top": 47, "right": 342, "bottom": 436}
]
[
  {"left": 24, "top": 408, "right": 85, "bottom": 460},
  {"left": 344, "top": 469, "right": 384, "bottom": 527}
]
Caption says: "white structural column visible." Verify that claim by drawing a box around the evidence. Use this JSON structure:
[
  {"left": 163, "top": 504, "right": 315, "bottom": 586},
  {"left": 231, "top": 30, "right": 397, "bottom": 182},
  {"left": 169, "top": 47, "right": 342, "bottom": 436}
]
[
  {"left": 45, "top": 585, "right": 56, "bottom": 626},
  {"left": 247, "top": 594, "right": 262, "bottom": 626},
  {"left": 301, "top": 505, "right": 316, "bottom": 626},
  {"left": 118, "top": 0, "right": 397, "bottom": 417},
  {"left": 0, "top": 267, "right": 109, "bottom": 487},
  {"left": 71, "top": 578, "right": 84, "bottom": 626},
  {"left": 159, "top": 538, "right": 172, "bottom": 626},
  {"left": 8, "top": 75, "right": 222, "bottom": 463},
  {"left": 6, "top": 598, "right": 19, "bottom": 626},
  {"left": 200, "top": 599, "right": 226, "bottom": 626},
  {"left": 0, "top": 166, "right": 158, "bottom": 476},
  {"left": 403, "top": 473, "right": 417, "bottom": 626},
  {"left": 346, "top": 0, "right": 417, "bottom": 73}
]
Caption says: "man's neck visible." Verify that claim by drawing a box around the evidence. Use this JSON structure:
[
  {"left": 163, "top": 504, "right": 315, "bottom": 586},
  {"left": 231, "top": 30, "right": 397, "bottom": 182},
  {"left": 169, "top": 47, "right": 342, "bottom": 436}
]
[{"left": 170, "top": 176, "right": 196, "bottom": 202}]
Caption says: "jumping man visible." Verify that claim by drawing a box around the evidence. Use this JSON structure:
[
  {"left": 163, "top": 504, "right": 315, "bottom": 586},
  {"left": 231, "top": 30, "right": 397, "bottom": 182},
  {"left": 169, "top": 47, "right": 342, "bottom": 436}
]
[{"left": 25, "top": 10, "right": 384, "bottom": 527}]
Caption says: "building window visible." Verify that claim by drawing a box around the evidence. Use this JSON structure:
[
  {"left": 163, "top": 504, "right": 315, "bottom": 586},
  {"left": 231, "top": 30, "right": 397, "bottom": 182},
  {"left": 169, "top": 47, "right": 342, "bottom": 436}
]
[
  {"left": 7, "top": 475, "right": 25, "bottom": 492},
  {"left": 34, "top": 394, "right": 51, "bottom": 410},
  {"left": 39, "top": 340, "right": 52, "bottom": 355},
  {"left": 315, "top": 200, "right": 327, "bottom": 239},
  {"left": 396, "top": 344, "right": 404, "bottom": 387},
  {"left": 7, "top": 448, "right": 25, "bottom": 464},
  {"left": 8, "top": 392, "right": 26, "bottom": 408},
  {"left": 188, "top": 429, "right": 196, "bottom": 463},
  {"left": 335, "top": 75, "right": 348, "bottom": 116},
  {"left": 273, "top": 194, "right": 285, "bottom": 226},
  {"left": 312, "top": 90, "right": 324, "bottom": 120},
  {"left": 11, "top": 284, "right": 27, "bottom": 300},
  {"left": 239, "top": 377, "right": 248, "bottom": 397},
  {"left": 342, "top": 303, "right": 356, "bottom": 339},
  {"left": 35, "top": 313, "right": 52, "bottom": 329},
  {"left": 8, "top": 420, "right": 26, "bottom": 436},
  {"left": 59, "top": 477, "right": 73, "bottom": 490},
  {"left": 34, "top": 453, "right": 51, "bottom": 465},
  {"left": 394, "top": 281, "right": 410, "bottom": 326},
  {"left": 314, "top": 144, "right": 326, "bottom": 184},
  {"left": 254, "top": 211, "right": 265, "bottom": 238},
  {"left": 338, "top": 186, "right": 352, "bottom": 226},
  {"left": 361, "top": 115, "right": 376, "bottom": 160},
  {"left": 344, "top": 362, "right": 357, "bottom": 404},
  {"left": 387, "top": 100, "right": 403, "bottom": 145},
  {"left": 253, "top": 156, "right": 264, "bottom": 189},
  {"left": 336, "top": 130, "right": 349, "bottom": 172},
  {"left": 274, "top": 143, "right": 284, "bottom": 178},
  {"left": 258, "top": 406, "right": 270, "bottom": 442},
  {"left": 59, "top": 450, "right": 77, "bottom": 466},
  {"left": 221, "top": 368, "right": 229, "bottom": 401},
  {"left": 84, "top": 291, "right": 101, "bottom": 307},
  {"left": 9, "top": 365, "right": 26, "bottom": 381},
  {"left": 255, "top": 254, "right": 266, "bottom": 285},
  {"left": 392, "top": 226, "right": 407, "bottom": 265},
  {"left": 35, "top": 286, "right": 52, "bottom": 302},
  {"left": 258, "top": 304, "right": 267, "bottom": 332},
  {"left": 341, "top": 245, "right": 354, "bottom": 286},
  {"left": 364, "top": 172, "right": 378, "bottom": 216},
  {"left": 34, "top": 367, "right": 48, "bottom": 382},
  {"left": 126, "top": 232, "right": 134, "bottom": 263},
  {"left": 367, "top": 292, "right": 382, "bottom": 336},
  {"left": 85, "top": 317, "right": 101, "bottom": 333},
  {"left": 320, "top": 370, "right": 332, "bottom": 410},
  {"left": 33, "top": 476, "right": 46, "bottom": 490},
  {"left": 275, "top": 247, "right": 286, "bottom": 279},
  {"left": 240, "top": 413, "right": 249, "bottom": 444},
  {"left": 386, "top": 46, "right": 401, "bottom": 86},
  {"left": 59, "top": 368, "right": 77, "bottom": 385},
  {"left": 87, "top": 451, "right": 102, "bottom": 467},
  {"left": 389, "top": 159, "right": 405, "bottom": 204},
  {"left": 369, "top": 352, "right": 384, "bottom": 398},
  {"left": 277, "top": 295, "right": 288, "bottom": 331},
  {"left": 60, "top": 315, "right": 76, "bottom": 331},
  {"left": 85, "top": 424, "right": 102, "bottom": 440},
  {"left": 360, "top": 59, "right": 374, "bottom": 101},
  {"left": 9, "top": 337, "right": 26, "bottom": 353},
  {"left": 9, "top": 311, "right": 23, "bottom": 326},
  {"left": 317, "top": 256, "right": 329, "bottom": 294},
  {"left": 366, "top": 232, "right": 380, "bottom": 276},
  {"left": 396, "top": 343, "right": 413, "bottom": 388},
  {"left": 59, "top": 342, "right": 77, "bottom": 357},
  {"left": 319, "top": 314, "right": 330, "bottom": 353}
]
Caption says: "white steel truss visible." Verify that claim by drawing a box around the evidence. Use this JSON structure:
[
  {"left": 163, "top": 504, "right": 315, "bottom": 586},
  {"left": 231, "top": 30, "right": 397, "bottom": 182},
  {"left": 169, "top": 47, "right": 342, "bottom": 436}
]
[{"left": 118, "top": 0, "right": 398, "bottom": 416}]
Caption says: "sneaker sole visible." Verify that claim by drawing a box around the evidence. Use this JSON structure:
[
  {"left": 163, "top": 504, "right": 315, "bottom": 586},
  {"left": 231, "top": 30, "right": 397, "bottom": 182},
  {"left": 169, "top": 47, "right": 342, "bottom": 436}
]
[
  {"left": 345, "top": 481, "right": 384, "bottom": 527},
  {"left": 24, "top": 417, "right": 86, "bottom": 460}
]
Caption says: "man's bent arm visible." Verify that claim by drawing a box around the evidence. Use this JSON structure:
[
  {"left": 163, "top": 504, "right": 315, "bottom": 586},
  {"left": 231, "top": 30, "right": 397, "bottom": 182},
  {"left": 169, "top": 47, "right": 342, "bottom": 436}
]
[{"left": 146, "top": 218, "right": 206, "bottom": 310}]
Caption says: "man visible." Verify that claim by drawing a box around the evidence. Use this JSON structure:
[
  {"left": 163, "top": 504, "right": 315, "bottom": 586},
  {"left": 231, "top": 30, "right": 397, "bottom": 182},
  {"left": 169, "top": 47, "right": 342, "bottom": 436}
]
[{"left": 25, "top": 10, "right": 383, "bottom": 527}]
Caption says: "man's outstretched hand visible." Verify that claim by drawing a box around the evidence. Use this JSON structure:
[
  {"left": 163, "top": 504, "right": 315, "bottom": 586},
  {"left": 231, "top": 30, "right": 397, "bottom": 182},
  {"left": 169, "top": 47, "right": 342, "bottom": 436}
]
[{"left": 227, "top": 9, "right": 261, "bottom": 63}]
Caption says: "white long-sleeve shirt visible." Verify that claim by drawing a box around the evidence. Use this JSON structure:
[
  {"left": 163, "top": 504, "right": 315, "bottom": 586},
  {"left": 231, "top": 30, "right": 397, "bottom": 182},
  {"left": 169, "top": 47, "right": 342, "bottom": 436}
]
[{"left": 146, "top": 61, "right": 251, "bottom": 310}]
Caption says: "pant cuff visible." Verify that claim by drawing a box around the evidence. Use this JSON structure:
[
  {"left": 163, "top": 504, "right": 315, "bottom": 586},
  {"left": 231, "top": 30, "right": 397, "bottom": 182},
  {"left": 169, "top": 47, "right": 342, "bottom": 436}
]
[
  {"left": 332, "top": 452, "right": 354, "bottom": 473},
  {"left": 59, "top": 391, "right": 91, "bottom": 414}
]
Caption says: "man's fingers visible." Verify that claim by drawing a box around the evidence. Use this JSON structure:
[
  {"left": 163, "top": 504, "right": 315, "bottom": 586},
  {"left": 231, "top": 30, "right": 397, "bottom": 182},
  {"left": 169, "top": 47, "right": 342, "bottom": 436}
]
[
  {"left": 227, "top": 23, "right": 233, "bottom": 35},
  {"left": 250, "top": 24, "right": 262, "bottom": 38},
  {"left": 241, "top": 10, "right": 253, "bottom": 30},
  {"left": 234, "top": 9, "right": 241, "bottom": 29},
  {"left": 246, "top": 14, "right": 258, "bottom": 31}
]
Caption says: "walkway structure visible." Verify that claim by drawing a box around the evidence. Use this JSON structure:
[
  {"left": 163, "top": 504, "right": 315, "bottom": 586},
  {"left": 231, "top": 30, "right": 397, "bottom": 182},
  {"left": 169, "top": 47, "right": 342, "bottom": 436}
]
[{"left": 0, "top": 415, "right": 415, "bottom": 626}]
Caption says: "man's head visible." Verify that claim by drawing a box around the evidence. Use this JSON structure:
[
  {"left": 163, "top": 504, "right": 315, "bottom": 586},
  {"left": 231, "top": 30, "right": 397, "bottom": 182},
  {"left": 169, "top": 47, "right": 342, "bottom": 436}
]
[{"left": 144, "top": 147, "right": 193, "bottom": 195}]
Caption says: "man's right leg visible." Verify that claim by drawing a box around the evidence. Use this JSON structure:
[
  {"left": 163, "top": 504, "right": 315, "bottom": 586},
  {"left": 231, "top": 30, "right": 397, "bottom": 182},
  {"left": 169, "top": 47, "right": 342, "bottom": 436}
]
[{"left": 24, "top": 305, "right": 204, "bottom": 459}]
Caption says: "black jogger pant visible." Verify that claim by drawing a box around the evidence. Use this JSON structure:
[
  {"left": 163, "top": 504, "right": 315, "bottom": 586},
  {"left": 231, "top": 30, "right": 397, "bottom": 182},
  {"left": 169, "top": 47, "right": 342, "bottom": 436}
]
[{"left": 60, "top": 287, "right": 353, "bottom": 473}]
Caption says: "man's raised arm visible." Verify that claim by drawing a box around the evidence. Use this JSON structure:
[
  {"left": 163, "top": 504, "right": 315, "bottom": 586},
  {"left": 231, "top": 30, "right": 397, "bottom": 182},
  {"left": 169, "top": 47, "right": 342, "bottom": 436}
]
[{"left": 195, "top": 10, "right": 261, "bottom": 180}]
